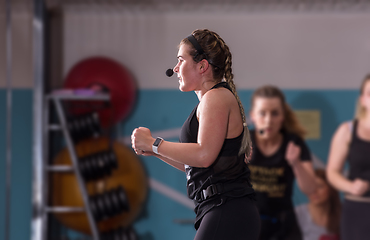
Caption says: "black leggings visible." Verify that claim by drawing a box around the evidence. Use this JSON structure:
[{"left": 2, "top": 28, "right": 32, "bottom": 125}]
[
  {"left": 194, "top": 196, "right": 260, "bottom": 240},
  {"left": 341, "top": 199, "right": 370, "bottom": 240}
]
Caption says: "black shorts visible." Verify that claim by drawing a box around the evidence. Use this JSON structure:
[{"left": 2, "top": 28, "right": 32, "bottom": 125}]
[
  {"left": 341, "top": 199, "right": 370, "bottom": 240},
  {"left": 194, "top": 196, "right": 260, "bottom": 240}
]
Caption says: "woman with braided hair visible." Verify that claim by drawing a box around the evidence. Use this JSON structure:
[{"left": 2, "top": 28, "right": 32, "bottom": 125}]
[{"left": 131, "top": 29, "right": 260, "bottom": 240}]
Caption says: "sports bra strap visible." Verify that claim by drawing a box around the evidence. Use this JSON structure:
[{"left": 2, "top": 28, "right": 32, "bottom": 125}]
[
  {"left": 351, "top": 120, "right": 357, "bottom": 139},
  {"left": 347, "top": 121, "right": 353, "bottom": 134},
  {"left": 210, "top": 82, "right": 232, "bottom": 92}
]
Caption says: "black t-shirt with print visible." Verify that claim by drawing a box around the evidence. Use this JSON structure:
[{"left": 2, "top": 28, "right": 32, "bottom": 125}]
[{"left": 249, "top": 129, "right": 312, "bottom": 215}]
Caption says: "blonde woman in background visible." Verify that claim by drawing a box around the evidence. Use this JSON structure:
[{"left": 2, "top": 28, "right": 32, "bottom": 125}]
[
  {"left": 327, "top": 74, "right": 370, "bottom": 240},
  {"left": 248, "top": 85, "right": 317, "bottom": 240}
]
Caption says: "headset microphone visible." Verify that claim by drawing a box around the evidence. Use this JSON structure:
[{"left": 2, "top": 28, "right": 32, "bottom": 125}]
[
  {"left": 166, "top": 68, "right": 174, "bottom": 77},
  {"left": 259, "top": 129, "right": 265, "bottom": 135}
]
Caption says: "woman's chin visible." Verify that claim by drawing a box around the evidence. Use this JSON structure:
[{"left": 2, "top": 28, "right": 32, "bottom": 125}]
[{"left": 179, "top": 84, "right": 190, "bottom": 92}]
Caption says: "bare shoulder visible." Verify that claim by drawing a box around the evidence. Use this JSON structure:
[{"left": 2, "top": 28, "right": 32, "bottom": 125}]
[
  {"left": 332, "top": 121, "right": 352, "bottom": 144},
  {"left": 197, "top": 87, "right": 235, "bottom": 118},
  {"left": 202, "top": 87, "right": 235, "bottom": 105}
]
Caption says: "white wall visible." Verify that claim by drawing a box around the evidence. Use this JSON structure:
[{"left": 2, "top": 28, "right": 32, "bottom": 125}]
[
  {"left": 0, "top": 7, "right": 33, "bottom": 88},
  {"left": 1, "top": 6, "right": 370, "bottom": 90},
  {"left": 63, "top": 8, "right": 370, "bottom": 90}
]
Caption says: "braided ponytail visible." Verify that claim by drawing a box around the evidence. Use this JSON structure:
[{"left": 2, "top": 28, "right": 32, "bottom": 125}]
[
  {"left": 182, "top": 29, "right": 252, "bottom": 158},
  {"left": 217, "top": 36, "right": 252, "bottom": 158}
]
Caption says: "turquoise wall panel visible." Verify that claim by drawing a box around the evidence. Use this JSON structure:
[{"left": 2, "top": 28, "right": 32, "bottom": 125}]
[
  {"left": 0, "top": 90, "right": 33, "bottom": 240},
  {"left": 0, "top": 91, "right": 6, "bottom": 240},
  {"left": 0, "top": 88, "right": 359, "bottom": 240}
]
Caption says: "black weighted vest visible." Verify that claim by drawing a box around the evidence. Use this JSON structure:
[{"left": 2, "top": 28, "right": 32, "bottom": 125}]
[{"left": 179, "top": 82, "right": 255, "bottom": 229}]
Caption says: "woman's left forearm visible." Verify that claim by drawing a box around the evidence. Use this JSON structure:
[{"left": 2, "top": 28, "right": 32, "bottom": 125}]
[{"left": 291, "top": 161, "right": 317, "bottom": 195}]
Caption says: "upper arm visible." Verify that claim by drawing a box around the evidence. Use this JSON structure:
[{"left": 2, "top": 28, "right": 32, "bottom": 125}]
[
  {"left": 196, "top": 89, "right": 231, "bottom": 167},
  {"left": 327, "top": 122, "right": 351, "bottom": 173}
]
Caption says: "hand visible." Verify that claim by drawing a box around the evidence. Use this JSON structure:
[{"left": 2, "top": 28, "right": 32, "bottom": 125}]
[
  {"left": 350, "top": 178, "right": 370, "bottom": 196},
  {"left": 134, "top": 149, "right": 145, "bottom": 155},
  {"left": 133, "top": 149, "right": 156, "bottom": 157},
  {"left": 285, "top": 141, "right": 301, "bottom": 166},
  {"left": 131, "top": 127, "right": 155, "bottom": 155}
]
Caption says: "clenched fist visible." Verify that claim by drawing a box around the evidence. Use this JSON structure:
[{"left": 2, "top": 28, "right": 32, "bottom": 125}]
[
  {"left": 131, "top": 127, "right": 155, "bottom": 155},
  {"left": 350, "top": 178, "right": 370, "bottom": 196},
  {"left": 285, "top": 141, "right": 301, "bottom": 166}
]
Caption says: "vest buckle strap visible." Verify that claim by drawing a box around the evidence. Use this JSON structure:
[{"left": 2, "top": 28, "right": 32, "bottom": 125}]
[
  {"left": 194, "top": 182, "right": 252, "bottom": 202},
  {"left": 196, "top": 184, "right": 224, "bottom": 202}
]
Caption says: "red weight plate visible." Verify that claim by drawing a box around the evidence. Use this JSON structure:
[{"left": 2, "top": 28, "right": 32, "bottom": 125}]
[{"left": 64, "top": 57, "right": 136, "bottom": 128}]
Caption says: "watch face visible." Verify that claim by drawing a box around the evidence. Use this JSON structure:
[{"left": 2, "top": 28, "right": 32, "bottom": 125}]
[{"left": 153, "top": 138, "right": 162, "bottom": 147}]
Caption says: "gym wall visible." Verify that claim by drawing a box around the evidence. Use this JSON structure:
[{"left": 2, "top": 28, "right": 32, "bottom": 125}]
[
  {"left": 0, "top": 5, "right": 33, "bottom": 240},
  {"left": 1, "top": 4, "right": 370, "bottom": 240}
]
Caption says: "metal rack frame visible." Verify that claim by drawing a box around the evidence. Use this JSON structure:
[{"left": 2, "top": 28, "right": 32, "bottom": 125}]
[{"left": 32, "top": 90, "right": 110, "bottom": 240}]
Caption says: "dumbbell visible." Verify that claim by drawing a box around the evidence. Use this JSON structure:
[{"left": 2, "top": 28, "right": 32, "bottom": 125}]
[
  {"left": 79, "top": 150, "right": 118, "bottom": 181},
  {"left": 67, "top": 112, "right": 101, "bottom": 142},
  {"left": 100, "top": 226, "right": 138, "bottom": 240},
  {"left": 89, "top": 186, "right": 130, "bottom": 222}
]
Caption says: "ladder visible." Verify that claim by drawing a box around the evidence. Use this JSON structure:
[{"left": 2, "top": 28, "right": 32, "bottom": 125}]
[{"left": 37, "top": 90, "right": 110, "bottom": 240}]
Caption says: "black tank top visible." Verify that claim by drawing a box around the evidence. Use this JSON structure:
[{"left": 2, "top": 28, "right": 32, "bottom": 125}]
[
  {"left": 348, "top": 120, "right": 370, "bottom": 197},
  {"left": 179, "top": 82, "right": 254, "bottom": 229}
]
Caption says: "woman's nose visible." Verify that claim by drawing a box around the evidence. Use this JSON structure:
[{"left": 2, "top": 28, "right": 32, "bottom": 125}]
[
  {"left": 265, "top": 114, "right": 271, "bottom": 124},
  {"left": 173, "top": 64, "right": 179, "bottom": 73}
]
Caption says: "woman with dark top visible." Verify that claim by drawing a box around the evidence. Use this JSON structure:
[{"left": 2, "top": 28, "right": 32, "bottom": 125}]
[
  {"left": 131, "top": 29, "right": 260, "bottom": 240},
  {"left": 327, "top": 74, "right": 370, "bottom": 240},
  {"left": 248, "top": 85, "right": 317, "bottom": 240},
  {"left": 295, "top": 169, "right": 341, "bottom": 240}
]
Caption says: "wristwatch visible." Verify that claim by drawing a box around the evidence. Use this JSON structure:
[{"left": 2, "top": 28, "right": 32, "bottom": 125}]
[{"left": 152, "top": 137, "right": 163, "bottom": 154}]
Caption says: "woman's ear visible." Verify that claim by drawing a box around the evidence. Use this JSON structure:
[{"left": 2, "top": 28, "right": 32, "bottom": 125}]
[{"left": 199, "top": 59, "right": 209, "bottom": 74}]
